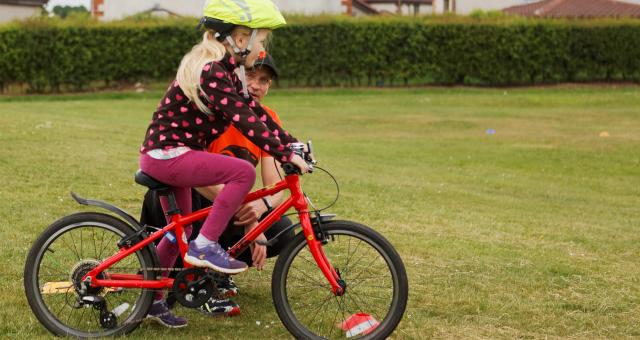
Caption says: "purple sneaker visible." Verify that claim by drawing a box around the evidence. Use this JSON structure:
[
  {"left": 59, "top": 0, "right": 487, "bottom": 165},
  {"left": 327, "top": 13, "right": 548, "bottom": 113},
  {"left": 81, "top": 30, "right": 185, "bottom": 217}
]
[
  {"left": 184, "top": 241, "right": 248, "bottom": 274},
  {"left": 146, "top": 300, "right": 187, "bottom": 328}
]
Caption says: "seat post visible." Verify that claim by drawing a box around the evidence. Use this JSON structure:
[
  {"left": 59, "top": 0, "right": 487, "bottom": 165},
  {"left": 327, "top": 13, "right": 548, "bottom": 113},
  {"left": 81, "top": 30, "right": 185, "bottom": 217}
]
[
  {"left": 134, "top": 169, "right": 181, "bottom": 216},
  {"left": 158, "top": 189, "right": 181, "bottom": 216}
]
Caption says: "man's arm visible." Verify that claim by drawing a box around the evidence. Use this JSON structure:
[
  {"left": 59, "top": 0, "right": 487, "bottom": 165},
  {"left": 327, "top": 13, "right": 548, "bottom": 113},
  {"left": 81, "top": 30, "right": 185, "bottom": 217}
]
[{"left": 260, "top": 156, "right": 284, "bottom": 206}]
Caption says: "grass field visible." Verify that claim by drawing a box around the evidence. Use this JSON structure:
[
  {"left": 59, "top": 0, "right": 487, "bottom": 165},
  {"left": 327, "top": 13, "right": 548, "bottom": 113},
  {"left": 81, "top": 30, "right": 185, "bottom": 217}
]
[{"left": 1, "top": 86, "right": 639, "bottom": 339}]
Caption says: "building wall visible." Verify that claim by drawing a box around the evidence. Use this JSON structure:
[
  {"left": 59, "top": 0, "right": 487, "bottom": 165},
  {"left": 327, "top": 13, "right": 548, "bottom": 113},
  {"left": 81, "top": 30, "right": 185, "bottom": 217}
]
[
  {"left": 100, "top": 0, "right": 207, "bottom": 20},
  {"left": 451, "top": 0, "right": 640, "bottom": 14},
  {"left": 369, "top": 3, "right": 433, "bottom": 15},
  {"left": 364, "top": 1, "right": 536, "bottom": 15},
  {"left": 97, "top": 0, "right": 640, "bottom": 20},
  {"left": 98, "top": 0, "right": 344, "bottom": 21},
  {"left": 0, "top": 4, "right": 41, "bottom": 23},
  {"left": 432, "top": 0, "right": 534, "bottom": 14},
  {"left": 273, "top": 0, "right": 343, "bottom": 14},
  {"left": 355, "top": 0, "right": 640, "bottom": 15}
]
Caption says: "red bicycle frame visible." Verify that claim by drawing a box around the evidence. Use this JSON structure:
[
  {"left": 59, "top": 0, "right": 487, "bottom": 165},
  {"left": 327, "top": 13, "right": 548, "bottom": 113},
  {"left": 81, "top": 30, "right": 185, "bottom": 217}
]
[{"left": 83, "top": 173, "right": 344, "bottom": 294}]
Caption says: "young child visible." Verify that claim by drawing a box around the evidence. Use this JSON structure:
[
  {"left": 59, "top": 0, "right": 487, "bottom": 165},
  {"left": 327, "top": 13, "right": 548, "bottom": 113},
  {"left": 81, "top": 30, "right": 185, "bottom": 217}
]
[
  {"left": 140, "top": 0, "right": 309, "bottom": 328},
  {"left": 140, "top": 54, "right": 295, "bottom": 318}
]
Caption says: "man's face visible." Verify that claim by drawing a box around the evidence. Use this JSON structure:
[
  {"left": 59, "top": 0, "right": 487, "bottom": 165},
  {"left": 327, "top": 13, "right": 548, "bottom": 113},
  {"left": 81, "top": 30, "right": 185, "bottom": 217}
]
[{"left": 246, "top": 67, "right": 273, "bottom": 101}]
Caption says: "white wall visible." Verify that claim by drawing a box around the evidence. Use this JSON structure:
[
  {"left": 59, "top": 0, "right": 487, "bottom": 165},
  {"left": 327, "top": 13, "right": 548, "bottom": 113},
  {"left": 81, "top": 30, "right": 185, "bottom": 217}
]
[
  {"left": 451, "top": 0, "right": 640, "bottom": 14},
  {"left": 99, "top": 0, "right": 640, "bottom": 21},
  {"left": 0, "top": 4, "right": 41, "bottom": 23},
  {"left": 359, "top": 0, "right": 537, "bottom": 16},
  {"left": 432, "top": 0, "right": 534, "bottom": 14},
  {"left": 370, "top": 3, "right": 432, "bottom": 15},
  {"left": 101, "top": 0, "right": 207, "bottom": 20},
  {"left": 273, "top": 0, "right": 342, "bottom": 14},
  {"left": 99, "top": 0, "right": 345, "bottom": 21}
]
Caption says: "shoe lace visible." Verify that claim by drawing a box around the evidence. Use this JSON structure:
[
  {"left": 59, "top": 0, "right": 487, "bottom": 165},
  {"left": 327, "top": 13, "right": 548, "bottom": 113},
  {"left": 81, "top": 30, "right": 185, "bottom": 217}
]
[{"left": 210, "top": 244, "right": 230, "bottom": 259}]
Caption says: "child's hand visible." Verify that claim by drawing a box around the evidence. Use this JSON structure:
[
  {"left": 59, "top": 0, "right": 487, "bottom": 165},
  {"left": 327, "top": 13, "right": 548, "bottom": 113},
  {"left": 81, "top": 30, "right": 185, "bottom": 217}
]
[{"left": 290, "top": 154, "right": 311, "bottom": 173}]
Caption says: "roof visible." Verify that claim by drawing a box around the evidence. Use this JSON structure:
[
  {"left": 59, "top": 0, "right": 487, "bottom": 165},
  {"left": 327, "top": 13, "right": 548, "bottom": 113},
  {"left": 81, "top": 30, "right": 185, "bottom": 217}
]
[
  {"left": 503, "top": 0, "right": 640, "bottom": 18},
  {"left": 139, "top": 5, "right": 181, "bottom": 17},
  {"left": 0, "top": 0, "right": 48, "bottom": 6},
  {"left": 352, "top": 0, "right": 379, "bottom": 15}
]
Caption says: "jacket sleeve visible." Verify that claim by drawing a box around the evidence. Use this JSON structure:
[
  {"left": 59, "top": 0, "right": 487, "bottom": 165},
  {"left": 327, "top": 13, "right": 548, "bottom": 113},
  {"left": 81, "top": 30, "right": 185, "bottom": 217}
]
[
  {"left": 251, "top": 103, "right": 298, "bottom": 146},
  {"left": 200, "top": 64, "right": 295, "bottom": 163}
]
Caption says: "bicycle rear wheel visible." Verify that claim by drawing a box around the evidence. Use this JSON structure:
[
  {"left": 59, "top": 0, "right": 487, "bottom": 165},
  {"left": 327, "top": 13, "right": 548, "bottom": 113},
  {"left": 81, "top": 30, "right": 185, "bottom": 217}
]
[
  {"left": 272, "top": 220, "right": 408, "bottom": 340},
  {"left": 24, "top": 212, "right": 156, "bottom": 337}
]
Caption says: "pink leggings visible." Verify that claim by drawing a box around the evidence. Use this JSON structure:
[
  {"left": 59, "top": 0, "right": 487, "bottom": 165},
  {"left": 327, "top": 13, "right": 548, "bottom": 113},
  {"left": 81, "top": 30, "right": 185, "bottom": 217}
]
[{"left": 139, "top": 150, "right": 256, "bottom": 274}]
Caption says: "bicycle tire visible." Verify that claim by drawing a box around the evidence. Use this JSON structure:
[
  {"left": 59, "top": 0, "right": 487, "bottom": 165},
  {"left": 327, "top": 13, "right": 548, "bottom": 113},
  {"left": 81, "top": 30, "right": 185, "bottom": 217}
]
[
  {"left": 24, "top": 212, "right": 157, "bottom": 337},
  {"left": 272, "top": 220, "right": 408, "bottom": 339}
]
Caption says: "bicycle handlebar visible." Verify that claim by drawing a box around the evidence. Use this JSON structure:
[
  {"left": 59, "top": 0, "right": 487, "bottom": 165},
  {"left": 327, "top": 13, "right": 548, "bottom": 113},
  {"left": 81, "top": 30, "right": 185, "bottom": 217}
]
[{"left": 283, "top": 140, "right": 316, "bottom": 175}]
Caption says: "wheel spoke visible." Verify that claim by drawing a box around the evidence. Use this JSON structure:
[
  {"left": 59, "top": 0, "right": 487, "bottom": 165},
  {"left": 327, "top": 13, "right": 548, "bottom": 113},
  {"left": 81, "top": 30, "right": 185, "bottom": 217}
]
[
  {"left": 58, "top": 233, "right": 81, "bottom": 261},
  {"left": 342, "top": 237, "right": 361, "bottom": 277},
  {"left": 79, "top": 229, "right": 84, "bottom": 259},
  {"left": 92, "top": 228, "right": 98, "bottom": 258}
]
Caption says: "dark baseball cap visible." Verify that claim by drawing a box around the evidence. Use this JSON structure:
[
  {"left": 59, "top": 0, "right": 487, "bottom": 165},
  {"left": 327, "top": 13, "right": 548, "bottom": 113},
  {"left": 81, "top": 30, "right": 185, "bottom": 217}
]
[{"left": 253, "top": 53, "right": 279, "bottom": 78}]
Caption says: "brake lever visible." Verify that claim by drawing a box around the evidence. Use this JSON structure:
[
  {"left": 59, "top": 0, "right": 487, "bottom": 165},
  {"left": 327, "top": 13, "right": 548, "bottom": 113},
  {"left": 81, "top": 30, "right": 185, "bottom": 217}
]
[{"left": 306, "top": 140, "right": 317, "bottom": 165}]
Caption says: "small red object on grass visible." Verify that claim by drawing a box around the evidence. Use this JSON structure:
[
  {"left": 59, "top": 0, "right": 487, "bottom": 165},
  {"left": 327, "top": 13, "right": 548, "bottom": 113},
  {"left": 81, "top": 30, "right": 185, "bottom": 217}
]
[{"left": 340, "top": 313, "right": 379, "bottom": 338}]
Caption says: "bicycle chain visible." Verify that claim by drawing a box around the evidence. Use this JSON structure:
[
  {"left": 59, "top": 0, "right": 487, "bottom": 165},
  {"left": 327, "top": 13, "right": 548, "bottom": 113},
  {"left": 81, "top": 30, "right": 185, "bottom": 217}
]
[{"left": 117, "top": 267, "right": 189, "bottom": 272}]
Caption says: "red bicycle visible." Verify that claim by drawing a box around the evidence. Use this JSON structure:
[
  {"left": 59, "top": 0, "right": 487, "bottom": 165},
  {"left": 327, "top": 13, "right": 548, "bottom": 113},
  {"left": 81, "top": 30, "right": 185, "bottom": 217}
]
[{"left": 24, "top": 142, "right": 408, "bottom": 339}]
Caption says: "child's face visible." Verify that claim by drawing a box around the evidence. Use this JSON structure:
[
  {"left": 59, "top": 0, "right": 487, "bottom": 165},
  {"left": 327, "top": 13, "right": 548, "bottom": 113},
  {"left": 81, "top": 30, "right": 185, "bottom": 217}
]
[{"left": 244, "top": 29, "right": 270, "bottom": 68}]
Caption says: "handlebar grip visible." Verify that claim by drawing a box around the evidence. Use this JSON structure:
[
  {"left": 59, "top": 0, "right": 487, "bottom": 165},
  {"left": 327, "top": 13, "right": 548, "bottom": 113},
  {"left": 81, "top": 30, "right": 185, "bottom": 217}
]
[{"left": 282, "top": 162, "right": 301, "bottom": 175}]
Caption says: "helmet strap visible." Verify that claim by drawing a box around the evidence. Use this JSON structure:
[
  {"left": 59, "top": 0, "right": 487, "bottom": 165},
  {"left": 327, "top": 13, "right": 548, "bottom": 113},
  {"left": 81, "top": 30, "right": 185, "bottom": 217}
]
[
  {"left": 238, "top": 64, "right": 250, "bottom": 100},
  {"left": 225, "top": 35, "right": 241, "bottom": 55},
  {"left": 224, "top": 28, "right": 258, "bottom": 101},
  {"left": 224, "top": 28, "right": 258, "bottom": 58},
  {"left": 242, "top": 28, "right": 258, "bottom": 58}
]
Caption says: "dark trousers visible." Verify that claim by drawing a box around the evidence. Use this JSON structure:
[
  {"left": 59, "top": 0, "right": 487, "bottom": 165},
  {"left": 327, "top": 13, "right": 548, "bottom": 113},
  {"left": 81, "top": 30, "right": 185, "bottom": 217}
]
[{"left": 140, "top": 189, "right": 294, "bottom": 268}]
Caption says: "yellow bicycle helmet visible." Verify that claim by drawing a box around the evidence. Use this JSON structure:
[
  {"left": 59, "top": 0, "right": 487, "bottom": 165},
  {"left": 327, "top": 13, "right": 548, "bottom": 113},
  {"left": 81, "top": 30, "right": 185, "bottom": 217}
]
[
  {"left": 199, "top": 0, "right": 285, "bottom": 99},
  {"left": 203, "top": 0, "right": 286, "bottom": 29},
  {"left": 200, "top": 0, "right": 286, "bottom": 41}
]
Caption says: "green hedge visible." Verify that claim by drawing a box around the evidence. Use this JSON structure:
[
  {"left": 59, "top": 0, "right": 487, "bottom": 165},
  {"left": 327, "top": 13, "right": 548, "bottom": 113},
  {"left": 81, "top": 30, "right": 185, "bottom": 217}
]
[{"left": 1, "top": 18, "right": 639, "bottom": 92}]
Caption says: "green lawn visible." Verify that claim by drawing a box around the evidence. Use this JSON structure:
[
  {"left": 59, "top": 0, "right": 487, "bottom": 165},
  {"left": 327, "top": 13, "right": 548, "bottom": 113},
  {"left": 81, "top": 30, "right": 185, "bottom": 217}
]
[{"left": 1, "top": 86, "right": 639, "bottom": 339}]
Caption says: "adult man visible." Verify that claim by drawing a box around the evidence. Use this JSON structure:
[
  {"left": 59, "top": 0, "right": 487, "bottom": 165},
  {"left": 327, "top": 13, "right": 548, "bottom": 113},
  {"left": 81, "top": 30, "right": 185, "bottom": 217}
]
[{"left": 140, "top": 54, "right": 294, "bottom": 319}]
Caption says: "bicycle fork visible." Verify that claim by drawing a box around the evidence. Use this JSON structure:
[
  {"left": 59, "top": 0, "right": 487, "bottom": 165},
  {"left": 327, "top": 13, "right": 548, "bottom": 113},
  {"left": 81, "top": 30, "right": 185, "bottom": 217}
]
[{"left": 290, "top": 178, "right": 346, "bottom": 296}]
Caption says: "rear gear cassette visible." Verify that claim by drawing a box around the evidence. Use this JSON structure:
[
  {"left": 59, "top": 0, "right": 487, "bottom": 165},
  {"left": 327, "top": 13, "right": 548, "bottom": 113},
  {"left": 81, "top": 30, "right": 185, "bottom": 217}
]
[{"left": 70, "top": 259, "right": 105, "bottom": 296}]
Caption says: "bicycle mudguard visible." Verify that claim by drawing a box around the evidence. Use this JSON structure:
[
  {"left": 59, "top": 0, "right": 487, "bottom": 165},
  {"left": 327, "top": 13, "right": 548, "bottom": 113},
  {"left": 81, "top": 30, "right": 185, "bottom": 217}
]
[
  {"left": 258, "top": 213, "right": 336, "bottom": 247},
  {"left": 70, "top": 192, "right": 161, "bottom": 269},
  {"left": 71, "top": 192, "right": 143, "bottom": 230}
]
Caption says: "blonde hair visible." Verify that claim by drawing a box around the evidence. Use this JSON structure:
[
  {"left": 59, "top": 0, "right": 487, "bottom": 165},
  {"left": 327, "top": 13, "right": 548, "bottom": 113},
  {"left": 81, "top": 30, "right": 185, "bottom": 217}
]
[{"left": 176, "top": 28, "right": 251, "bottom": 113}]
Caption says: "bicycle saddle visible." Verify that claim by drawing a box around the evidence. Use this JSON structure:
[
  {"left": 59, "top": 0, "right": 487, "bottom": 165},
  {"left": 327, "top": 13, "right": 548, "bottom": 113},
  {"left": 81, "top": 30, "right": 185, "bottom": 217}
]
[{"left": 134, "top": 170, "right": 170, "bottom": 191}]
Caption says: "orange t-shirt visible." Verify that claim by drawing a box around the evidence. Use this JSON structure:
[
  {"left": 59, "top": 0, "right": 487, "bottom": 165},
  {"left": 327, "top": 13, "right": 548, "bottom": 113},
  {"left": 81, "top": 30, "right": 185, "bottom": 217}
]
[{"left": 207, "top": 105, "right": 282, "bottom": 167}]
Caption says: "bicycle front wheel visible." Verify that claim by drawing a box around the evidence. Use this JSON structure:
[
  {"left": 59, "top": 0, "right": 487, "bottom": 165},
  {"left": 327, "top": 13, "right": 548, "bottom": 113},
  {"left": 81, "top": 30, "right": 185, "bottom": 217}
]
[
  {"left": 24, "top": 212, "right": 156, "bottom": 337},
  {"left": 272, "top": 220, "right": 408, "bottom": 340}
]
